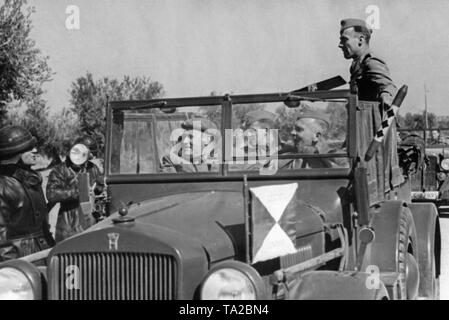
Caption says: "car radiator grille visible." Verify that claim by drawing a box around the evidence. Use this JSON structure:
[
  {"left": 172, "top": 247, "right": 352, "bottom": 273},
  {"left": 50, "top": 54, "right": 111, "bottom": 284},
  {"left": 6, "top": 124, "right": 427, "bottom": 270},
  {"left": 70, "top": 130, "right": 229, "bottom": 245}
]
[{"left": 50, "top": 252, "right": 177, "bottom": 300}]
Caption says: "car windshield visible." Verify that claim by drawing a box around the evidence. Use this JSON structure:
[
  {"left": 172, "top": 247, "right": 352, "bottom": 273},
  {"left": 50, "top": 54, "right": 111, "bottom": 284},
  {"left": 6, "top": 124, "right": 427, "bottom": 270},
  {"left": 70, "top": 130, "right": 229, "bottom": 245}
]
[{"left": 109, "top": 98, "right": 349, "bottom": 175}]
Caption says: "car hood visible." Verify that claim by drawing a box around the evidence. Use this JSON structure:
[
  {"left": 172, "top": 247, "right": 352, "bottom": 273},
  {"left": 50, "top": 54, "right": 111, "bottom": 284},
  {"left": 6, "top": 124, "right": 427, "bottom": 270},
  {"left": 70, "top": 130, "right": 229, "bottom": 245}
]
[{"left": 92, "top": 191, "right": 245, "bottom": 263}]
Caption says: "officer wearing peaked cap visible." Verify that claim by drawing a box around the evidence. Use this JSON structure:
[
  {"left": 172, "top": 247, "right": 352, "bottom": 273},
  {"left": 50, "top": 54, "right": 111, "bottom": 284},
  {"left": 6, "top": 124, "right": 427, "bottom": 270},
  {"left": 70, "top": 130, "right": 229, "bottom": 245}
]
[
  {"left": 339, "top": 18, "right": 397, "bottom": 107},
  {"left": 161, "top": 117, "right": 219, "bottom": 173}
]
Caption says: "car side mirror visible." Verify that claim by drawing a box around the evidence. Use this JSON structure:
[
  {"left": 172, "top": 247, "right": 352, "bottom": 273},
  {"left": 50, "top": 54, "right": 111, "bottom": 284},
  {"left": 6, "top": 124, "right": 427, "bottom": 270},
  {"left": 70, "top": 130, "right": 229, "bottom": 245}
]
[{"left": 160, "top": 106, "right": 177, "bottom": 114}]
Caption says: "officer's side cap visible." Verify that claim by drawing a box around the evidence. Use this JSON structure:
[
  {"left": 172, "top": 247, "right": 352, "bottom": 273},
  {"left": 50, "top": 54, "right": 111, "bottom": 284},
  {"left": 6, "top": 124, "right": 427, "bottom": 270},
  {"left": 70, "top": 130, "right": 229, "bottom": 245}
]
[
  {"left": 296, "top": 111, "right": 331, "bottom": 128},
  {"left": 340, "top": 18, "right": 371, "bottom": 33},
  {"left": 181, "top": 118, "right": 217, "bottom": 132},
  {"left": 246, "top": 110, "right": 277, "bottom": 124}
]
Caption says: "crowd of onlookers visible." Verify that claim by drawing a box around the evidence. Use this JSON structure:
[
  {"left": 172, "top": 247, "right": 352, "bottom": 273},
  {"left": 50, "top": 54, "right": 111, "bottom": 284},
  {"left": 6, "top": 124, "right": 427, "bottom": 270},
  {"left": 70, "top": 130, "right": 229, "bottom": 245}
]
[{"left": 0, "top": 125, "right": 103, "bottom": 261}]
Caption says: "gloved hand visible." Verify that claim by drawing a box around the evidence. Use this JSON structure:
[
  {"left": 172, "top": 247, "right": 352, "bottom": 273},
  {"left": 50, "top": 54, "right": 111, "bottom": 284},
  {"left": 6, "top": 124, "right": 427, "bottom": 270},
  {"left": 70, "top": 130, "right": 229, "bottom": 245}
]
[{"left": 380, "top": 92, "right": 393, "bottom": 109}]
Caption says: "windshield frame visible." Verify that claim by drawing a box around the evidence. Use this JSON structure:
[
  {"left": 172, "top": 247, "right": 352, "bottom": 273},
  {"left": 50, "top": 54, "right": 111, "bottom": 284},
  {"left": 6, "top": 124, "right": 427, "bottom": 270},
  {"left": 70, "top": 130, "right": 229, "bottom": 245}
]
[{"left": 105, "top": 89, "right": 356, "bottom": 182}]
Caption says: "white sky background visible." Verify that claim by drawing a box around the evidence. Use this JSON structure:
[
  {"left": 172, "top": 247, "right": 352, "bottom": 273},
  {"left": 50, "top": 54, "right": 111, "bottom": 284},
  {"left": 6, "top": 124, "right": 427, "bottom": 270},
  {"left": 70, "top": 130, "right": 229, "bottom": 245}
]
[{"left": 22, "top": 0, "right": 449, "bottom": 116}]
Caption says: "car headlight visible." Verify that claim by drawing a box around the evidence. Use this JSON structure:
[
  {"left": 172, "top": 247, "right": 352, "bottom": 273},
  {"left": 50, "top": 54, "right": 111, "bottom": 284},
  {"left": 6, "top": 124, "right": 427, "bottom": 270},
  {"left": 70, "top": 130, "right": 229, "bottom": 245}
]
[
  {"left": 200, "top": 261, "right": 266, "bottom": 300},
  {"left": 0, "top": 268, "right": 34, "bottom": 300},
  {"left": 0, "top": 260, "right": 42, "bottom": 300},
  {"left": 441, "top": 158, "right": 449, "bottom": 171}
]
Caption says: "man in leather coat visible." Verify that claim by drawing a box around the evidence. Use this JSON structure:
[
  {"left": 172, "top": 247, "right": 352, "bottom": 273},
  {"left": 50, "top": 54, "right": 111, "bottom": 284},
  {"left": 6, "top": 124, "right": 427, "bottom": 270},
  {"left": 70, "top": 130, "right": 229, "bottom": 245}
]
[
  {"left": 46, "top": 137, "right": 103, "bottom": 242},
  {"left": 0, "top": 125, "right": 55, "bottom": 261}
]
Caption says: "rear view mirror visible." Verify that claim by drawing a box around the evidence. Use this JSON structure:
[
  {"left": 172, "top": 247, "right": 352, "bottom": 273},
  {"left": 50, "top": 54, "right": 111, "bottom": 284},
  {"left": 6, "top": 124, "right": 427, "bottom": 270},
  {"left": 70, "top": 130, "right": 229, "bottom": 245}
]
[
  {"left": 160, "top": 107, "right": 177, "bottom": 114},
  {"left": 284, "top": 95, "right": 301, "bottom": 108}
]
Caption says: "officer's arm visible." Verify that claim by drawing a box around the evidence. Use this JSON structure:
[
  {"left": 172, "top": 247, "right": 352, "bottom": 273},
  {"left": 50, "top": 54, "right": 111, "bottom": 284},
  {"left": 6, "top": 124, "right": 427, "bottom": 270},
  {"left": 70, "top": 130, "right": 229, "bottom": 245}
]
[
  {"left": 365, "top": 57, "right": 397, "bottom": 99},
  {"left": 46, "top": 169, "right": 79, "bottom": 202}
]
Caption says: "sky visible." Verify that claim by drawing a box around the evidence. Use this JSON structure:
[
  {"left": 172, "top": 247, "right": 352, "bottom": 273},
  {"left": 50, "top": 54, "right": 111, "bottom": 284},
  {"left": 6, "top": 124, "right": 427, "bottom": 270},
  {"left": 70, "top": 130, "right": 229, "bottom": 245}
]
[{"left": 20, "top": 0, "right": 449, "bottom": 116}]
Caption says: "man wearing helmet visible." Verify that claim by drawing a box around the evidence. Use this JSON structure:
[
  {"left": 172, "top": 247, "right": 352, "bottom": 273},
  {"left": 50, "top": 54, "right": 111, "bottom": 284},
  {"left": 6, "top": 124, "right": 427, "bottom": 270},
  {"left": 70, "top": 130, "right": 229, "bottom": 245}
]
[
  {"left": 46, "top": 136, "right": 103, "bottom": 242},
  {"left": 0, "top": 125, "right": 55, "bottom": 261}
]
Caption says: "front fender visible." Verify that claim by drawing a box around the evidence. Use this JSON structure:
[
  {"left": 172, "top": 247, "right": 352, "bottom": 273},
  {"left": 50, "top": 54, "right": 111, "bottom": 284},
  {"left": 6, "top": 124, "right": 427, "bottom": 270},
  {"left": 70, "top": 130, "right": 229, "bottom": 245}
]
[
  {"left": 287, "top": 270, "right": 388, "bottom": 300},
  {"left": 362, "top": 201, "right": 415, "bottom": 273}
]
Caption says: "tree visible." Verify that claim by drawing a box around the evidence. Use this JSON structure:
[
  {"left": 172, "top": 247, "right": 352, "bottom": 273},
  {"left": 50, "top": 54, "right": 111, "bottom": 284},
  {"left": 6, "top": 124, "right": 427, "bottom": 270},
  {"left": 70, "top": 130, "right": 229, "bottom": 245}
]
[
  {"left": 0, "top": 0, "right": 52, "bottom": 125},
  {"left": 6, "top": 99, "right": 78, "bottom": 162},
  {"left": 70, "top": 73, "right": 164, "bottom": 157},
  {"left": 398, "top": 112, "right": 437, "bottom": 130}
]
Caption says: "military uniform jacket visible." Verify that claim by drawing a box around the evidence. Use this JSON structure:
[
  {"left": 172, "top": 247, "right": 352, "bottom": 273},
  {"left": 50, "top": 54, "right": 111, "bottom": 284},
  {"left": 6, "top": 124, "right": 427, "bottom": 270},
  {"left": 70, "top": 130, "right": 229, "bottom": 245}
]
[
  {"left": 161, "top": 155, "right": 217, "bottom": 173},
  {"left": 46, "top": 160, "right": 102, "bottom": 242},
  {"left": 350, "top": 52, "right": 397, "bottom": 102},
  {"left": 0, "top": 164, "right": 53, "bottom": 261}
]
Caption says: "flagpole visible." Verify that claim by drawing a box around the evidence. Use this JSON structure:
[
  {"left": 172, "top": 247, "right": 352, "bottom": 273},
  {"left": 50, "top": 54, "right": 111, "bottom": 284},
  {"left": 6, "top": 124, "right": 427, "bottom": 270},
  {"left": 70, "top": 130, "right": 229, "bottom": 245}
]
[{"left": 424, "top": 84, "right": 429, "bottom": 130}]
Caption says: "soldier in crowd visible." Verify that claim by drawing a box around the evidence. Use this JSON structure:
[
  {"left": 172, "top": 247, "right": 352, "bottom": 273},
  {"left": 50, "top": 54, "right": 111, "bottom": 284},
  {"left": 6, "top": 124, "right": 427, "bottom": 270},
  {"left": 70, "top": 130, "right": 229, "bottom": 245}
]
[
  {"left": 46, "top": 136, "right": 103, "bottom": 242},
  {"left": 161, "top": 118, "right": 219, "bottom": 173},
  {"left": 429, "top": 129, "right": 441, "bottom": 145},
  {"left": 79, "top": 136, "right": 104, "bottom": 174},
  {"left": 339, "top": 18, "right": 397, "bottom": 106},
  {"left": 0, "top": 125, "right": 55, "bottom": 261}
]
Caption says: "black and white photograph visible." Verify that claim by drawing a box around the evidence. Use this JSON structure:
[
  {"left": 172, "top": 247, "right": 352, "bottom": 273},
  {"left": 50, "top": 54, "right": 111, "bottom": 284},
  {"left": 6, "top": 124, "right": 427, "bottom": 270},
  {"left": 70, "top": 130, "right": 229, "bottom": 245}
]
[{"left": 0, "top": 0, "right": 449, "bottom": 305}]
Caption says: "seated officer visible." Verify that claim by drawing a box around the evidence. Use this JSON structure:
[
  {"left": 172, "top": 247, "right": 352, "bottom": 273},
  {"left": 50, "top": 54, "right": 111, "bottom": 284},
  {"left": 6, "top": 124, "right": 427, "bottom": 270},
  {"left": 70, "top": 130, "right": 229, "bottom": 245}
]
[
  {"left": 231, "top": 110, "right": 292, "bottom": 173},
  {"left": 161, "top": 118, "right": 219, "bottom": 173},
  {"left": 290, "top": 111, "right": 348, "bottom": 168}
]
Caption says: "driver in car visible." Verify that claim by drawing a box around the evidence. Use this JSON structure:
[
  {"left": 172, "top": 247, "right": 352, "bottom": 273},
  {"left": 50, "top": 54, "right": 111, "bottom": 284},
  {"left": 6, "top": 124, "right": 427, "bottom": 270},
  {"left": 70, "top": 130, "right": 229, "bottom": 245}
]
[{"left": 231, "top": 110, "right": 293, "bottom": 173}]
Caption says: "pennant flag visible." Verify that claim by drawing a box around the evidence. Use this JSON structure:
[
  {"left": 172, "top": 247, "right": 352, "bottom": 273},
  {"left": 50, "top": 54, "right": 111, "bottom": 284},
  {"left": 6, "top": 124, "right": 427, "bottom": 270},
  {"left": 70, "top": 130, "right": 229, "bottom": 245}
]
[{"left": 250, "top": 183, "right": 299, "bottom": 264}]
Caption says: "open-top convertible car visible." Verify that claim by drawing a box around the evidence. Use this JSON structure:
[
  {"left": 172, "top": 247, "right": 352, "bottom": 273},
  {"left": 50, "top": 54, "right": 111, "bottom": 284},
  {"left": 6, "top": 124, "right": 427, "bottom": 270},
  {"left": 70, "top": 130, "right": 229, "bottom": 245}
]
[{"left": 0, "top": 85, "right": 441, "bottom": 300}]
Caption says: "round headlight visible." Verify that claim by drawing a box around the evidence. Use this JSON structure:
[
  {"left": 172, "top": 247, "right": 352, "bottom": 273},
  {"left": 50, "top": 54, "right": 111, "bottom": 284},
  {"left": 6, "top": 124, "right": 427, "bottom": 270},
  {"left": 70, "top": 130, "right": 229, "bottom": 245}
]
[
  {"left": 201, "top": 268, "right": 256, "bottom": 300},
  {"left": 0, "top": 267, "right": 34, "bottom": 300},
  {"left": 70, "top": 143, "right": 89, "bottom": 165},
  {"left": 441, "top": 158, "right": 449, "bottom": 171},
  {"left": 200, "top": 261, "right": 266, "bottom": 300}
]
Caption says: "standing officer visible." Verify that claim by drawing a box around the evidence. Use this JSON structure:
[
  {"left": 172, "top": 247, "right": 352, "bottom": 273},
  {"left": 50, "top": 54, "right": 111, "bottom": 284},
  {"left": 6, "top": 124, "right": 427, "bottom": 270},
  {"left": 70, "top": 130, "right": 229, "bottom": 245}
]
[
  {"left": 0, "top": 125, "right": 54, "bottom": 261},
  {"left": 46, "top": 136, "right": 103, "bottom": 242},
  {"left": 339, "top": 18, "right": 397, "bottom": 106}
]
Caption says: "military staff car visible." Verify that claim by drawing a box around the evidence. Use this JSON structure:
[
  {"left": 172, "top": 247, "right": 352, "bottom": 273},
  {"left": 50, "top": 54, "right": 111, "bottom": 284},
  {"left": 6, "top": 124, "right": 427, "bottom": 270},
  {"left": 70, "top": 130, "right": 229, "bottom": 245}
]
[
  {"left": 399, "top": 128, "right": 449, "bottom": 214},
  {"left": 0, "top": 85, "right": 441, "bottom": 300}
]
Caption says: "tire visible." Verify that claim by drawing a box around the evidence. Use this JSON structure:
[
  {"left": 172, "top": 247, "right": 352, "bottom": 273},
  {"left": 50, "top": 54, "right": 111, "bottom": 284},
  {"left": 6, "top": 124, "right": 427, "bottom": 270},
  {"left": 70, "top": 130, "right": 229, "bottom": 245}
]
[
  {"left": 409, "top": 203, "right": 441, "bottom": 300},
  {"left": 398, "top": 207, "right": 419, "bottom": 300}
]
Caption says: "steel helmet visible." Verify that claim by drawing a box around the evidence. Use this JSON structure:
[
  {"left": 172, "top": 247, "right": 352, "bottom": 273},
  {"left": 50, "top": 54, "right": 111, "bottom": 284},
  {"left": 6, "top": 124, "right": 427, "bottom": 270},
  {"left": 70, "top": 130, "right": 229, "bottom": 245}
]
[{"left": 0, "top": 125, "right": 37, "bottom": 160}]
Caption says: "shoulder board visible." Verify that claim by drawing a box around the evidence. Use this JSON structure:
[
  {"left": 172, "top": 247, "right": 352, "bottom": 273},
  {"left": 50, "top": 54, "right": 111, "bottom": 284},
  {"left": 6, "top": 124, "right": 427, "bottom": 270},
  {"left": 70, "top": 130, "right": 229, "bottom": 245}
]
[{"left": 363, "top": 53, "right": 387, "bottom": 65}]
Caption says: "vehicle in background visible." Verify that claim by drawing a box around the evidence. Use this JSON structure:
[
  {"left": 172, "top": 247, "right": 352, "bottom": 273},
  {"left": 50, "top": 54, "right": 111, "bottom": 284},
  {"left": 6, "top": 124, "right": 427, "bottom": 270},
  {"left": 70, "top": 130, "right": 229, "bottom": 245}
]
[{"left": 398, "top": 128, "right": 449, "bottom": 214}]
